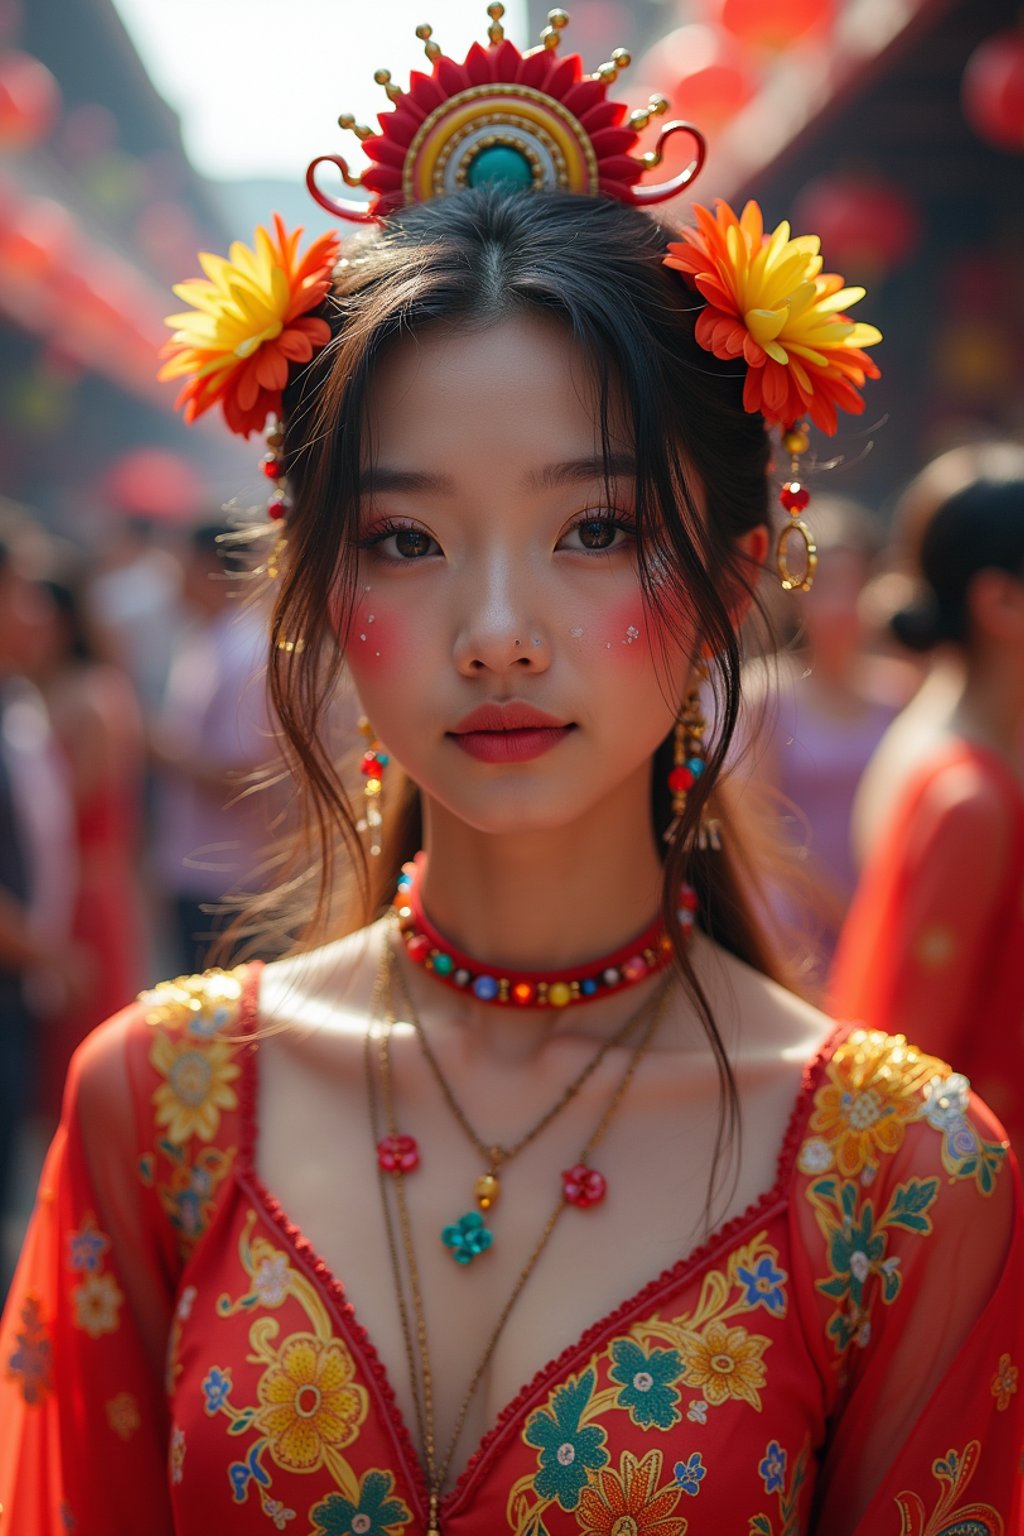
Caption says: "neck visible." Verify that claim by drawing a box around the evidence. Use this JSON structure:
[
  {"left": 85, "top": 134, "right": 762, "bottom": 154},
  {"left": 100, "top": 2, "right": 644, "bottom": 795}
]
[
  {"left": 946, "top": 645, "right": 1024, "bottom": 764},
  {"left": 417, "top": 766, "right": 665, "bottom": 972}
]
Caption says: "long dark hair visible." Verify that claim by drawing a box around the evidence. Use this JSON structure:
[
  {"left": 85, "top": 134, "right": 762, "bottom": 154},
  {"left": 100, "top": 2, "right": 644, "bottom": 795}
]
[{"left": 248, "top": 186, "right": 788, "bottom": 1213}]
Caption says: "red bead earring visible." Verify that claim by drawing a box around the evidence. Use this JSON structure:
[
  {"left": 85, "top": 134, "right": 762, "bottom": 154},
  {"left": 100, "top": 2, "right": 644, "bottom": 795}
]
[{"left": 777, "top": 421, "right": 818, "bottom": 593}]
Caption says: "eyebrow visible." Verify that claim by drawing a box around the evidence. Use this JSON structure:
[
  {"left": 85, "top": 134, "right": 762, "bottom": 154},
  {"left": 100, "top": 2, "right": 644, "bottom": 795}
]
[{"left": 359, "top": 454, "right": 637, "bottom": 497}]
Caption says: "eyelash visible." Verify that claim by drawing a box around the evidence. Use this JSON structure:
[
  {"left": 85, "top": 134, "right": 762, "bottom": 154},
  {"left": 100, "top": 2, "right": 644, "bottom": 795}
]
[{"left": 355, "top": 510, "right": 638, "bottom": 562}]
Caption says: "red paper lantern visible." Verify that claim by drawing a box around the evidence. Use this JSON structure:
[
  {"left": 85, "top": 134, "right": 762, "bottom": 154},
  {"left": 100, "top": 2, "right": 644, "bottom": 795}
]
[
  {"left": 962, "top": 30, "right": 1024, "bottom": 152},
  {"left": 0, "top": 50, "right": 60, "bottom": 150},
  {"left": 637, "top": 24, "right": 758, "bottom": 137},
  {"left": 714, "top": 0, "right": 833, "bottom": 51},
  {"left": 792, "top": 174, "right": 920, "bottom": 280}
]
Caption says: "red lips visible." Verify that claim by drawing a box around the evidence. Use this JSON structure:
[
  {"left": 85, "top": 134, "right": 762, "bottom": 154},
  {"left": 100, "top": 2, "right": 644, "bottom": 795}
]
[{"left": 449, "top": 702, "right": 575, "bottom": 763}]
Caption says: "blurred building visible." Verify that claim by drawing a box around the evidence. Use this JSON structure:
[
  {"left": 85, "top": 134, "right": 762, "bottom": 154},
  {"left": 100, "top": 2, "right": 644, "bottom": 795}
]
[{"left": 0, "top": 0, "right": 251, "bottom": 530}]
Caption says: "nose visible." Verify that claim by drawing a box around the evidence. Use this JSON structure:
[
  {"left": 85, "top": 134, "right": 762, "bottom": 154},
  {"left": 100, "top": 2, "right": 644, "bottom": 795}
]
[{"left": 452, "top": 560, "right": 551, "bottom": 677}]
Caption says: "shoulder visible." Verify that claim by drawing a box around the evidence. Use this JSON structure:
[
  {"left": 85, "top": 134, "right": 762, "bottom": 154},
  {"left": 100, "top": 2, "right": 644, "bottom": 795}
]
[
  {"left": 259, "top": 924, "right": 385, "bottom": 1037},
  {"left": 906, "top": 744, "right": 1021, "bottom": 840}
]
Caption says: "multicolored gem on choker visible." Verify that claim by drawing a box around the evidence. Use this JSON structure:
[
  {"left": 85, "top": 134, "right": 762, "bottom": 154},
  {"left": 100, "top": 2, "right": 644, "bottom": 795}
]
[{"left": 394, "top": 855, "right": 685, "bottom": 1007}]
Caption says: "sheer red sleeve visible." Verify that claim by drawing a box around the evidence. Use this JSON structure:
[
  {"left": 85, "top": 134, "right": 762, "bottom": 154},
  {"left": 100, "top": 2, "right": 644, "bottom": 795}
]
[
  {"left": 829, "top": 755, "right": 1017, "bottom": 1063},
  {"left": 789, "top": 1029, "right": 1024, "bottom": 1534}
]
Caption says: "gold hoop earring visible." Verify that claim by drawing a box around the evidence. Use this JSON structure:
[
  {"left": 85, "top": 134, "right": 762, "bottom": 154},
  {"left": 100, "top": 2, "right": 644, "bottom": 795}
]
[{"left": 776, "top": 422, "right": 818, "bottom": 593}]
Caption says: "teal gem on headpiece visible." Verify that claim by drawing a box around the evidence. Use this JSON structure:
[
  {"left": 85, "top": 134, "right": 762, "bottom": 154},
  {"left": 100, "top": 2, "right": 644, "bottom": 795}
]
[{"left": 466, "top": 144, "right": 534, "bottom": 190}]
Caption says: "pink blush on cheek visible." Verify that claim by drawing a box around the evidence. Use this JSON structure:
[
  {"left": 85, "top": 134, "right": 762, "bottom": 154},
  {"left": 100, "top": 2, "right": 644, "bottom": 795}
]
[{"left": 343, "top": 607, "right": 407, "bottom": 673}]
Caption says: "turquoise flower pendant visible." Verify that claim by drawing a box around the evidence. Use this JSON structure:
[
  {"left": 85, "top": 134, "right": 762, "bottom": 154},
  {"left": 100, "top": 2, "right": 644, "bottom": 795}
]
[{"left": 441, "top": 1210, "right": 493, "bottom": 1265}]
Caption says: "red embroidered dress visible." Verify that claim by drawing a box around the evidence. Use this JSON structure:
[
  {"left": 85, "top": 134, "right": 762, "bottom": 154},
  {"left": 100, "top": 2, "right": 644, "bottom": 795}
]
[{"left": 1, "top": 966, "right": 1023, "bottom": 1534}]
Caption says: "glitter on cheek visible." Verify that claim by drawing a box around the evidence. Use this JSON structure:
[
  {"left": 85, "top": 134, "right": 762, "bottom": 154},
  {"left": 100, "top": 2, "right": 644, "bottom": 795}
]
[{"left": 570, "top": 626, "right": 584, "bottom": 639}]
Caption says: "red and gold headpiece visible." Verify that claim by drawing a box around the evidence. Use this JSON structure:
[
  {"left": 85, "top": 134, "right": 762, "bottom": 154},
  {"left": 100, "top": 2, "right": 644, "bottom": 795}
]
[
  {"left": 159, "top": 4, "right": 882, "bottom": 592},
  {"left": 306, "top": 4, "right": 704, "bottom": 223}
]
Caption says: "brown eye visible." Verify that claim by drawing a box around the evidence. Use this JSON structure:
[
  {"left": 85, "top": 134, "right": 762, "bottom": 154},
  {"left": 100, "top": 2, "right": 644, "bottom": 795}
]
[
  {"left": 576, "top": 518, "right": 617, "bottom": 551},
  {"left": 394, "top": 527, "right": 434, "bottom": 558}
]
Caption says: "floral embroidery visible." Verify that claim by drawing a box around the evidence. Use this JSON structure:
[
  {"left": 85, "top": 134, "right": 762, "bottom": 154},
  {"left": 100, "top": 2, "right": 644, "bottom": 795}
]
[
  {"left": 749, "top": 1439, "right": 809, "bottom": 1536},
  {"left": 255, "top": 1333, "right": 367, "bottom": 1473},
  {"left": 106, "top": 1391, "right": 141, "bottom": 1441},
  {"left": 673, "top": 1452, "right": 707, "bottom": 1497},
  {"left": 918, "top": 1074, "right": 1007, "bottom": 1196},
  {"left": 309, "top": 1469, "right": 412, "bottom": 1535},
  {"left": 686, "top": 1400, "right": 708, "bottom": 1425},
  {"left": 229, "top": 1438, "right": 272, "bottom": 1503},
  {"left": 177, "top": 1285, "right": 197, "bottom": 1321},
  {"left": 758, "top": 1441, "right": 786, "bottom": 1495},
  {"left": 66, "top": 1214, "right": 110, "bottom": 1273},
  {"left": 72, "top": 1271, "right": 124, "bottom": 1339},
  {"left": 170, "top": 1423, "right": 187, "bottom": 1484},
  {"left": 264, "top": 1500, "right": 296, "bottom": 1530},
  {"left": 161, "top": 1145, "right": 235, "bottom": 1241},
  {"left": 139, "top": 967, "right": 245, "bottom": 1038},
  {"left": 253, "top": 1253, "right": 291, "bottom": 1308},
  {"left": 203, "top": 1366, "right": 234, "bottom": 1414},
  {"left": 893, "top": 1440, "right": 1003, "bottom": 1534},
  {"left": 524, "top": 1368, "right": 610, "bottom": 1510},
  {"left": 735, "top": 1256, "right": 787, "bottom": 1316},
  {"left": 676, "top": 1321, "right": 769, "bottom": 1411},
  {"left": 608, "top": 1339, "right": 684, "bottom": 1429},
  {"left": 6, "top": 1294, "right": 52, "bottom": 1404},
  {"left": 804, "top": 1031, "right": 943, "bottom": 1179},
  {"left": 150, "top": 1029, "right": 241, "bottom": 1145},
  {"left": 805, "top": 1173, "right": 937, "bottom": 1358},
  {"left": 991, "top": 1353, "right": 1018, "bottom": 1413},
  {"left": 577, "top": 1448, "right": 688, "bottom": 1534}
]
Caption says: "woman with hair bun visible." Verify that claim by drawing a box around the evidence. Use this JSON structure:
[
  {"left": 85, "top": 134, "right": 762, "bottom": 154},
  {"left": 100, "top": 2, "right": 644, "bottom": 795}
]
[
  {"left": 0, "top": 12, "right": 1021, "bottom": 1533},
  {"left": 832, "top": 443, "right": 1024, "bottom": 1150}
]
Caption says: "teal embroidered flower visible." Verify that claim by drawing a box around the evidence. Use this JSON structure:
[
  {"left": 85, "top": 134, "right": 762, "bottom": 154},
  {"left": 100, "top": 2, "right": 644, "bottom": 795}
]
[
  {"left": 67, "top": 1222, "right": 110, "bottom": 1273},
  {"left": 524, "top": 1368, "right": 608, "bottom": 1510},
  {"left": 202, "top": 1366, "right": 232, "bottom": 1415},
  {"left": 608, "top": 1338, "right": 683, "bottom": 1428},
  {"left": 310, "top": 1469, "right": 411, "bottom": 1535},
  {"left": 759, "top": 1440, "right": 787, "bottom": 1494},
  {"left": 674, "top": 1451, "right": 707, "bottom": 1496},
  {"left": 441, "top": 1211, "right": 493, "bottom": 1265},
  {"left": 736, "top": 1255, "right": 787, "bottom": 1316}
]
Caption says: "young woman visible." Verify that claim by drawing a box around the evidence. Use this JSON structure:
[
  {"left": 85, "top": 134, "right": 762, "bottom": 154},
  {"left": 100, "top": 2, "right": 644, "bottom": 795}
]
[
  {"left": 0, "top": 15, "right": 1020, "bottom": 1534},
  {"left": 832, "top": 443, "right": 1024, "bottom": 1155}
]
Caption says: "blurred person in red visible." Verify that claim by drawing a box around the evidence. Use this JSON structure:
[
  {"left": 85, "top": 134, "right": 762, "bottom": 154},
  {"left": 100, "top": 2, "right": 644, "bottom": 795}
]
[
  {"left": 831, "top": 443, "right": 1024, "bottom": 1149},
  {"left": 149, "top": 522, "right": 279, "bottom": 973},
  {"left": 737, "top": 499, "right": 914, "bottom": 988},
  {"left": 0, "top": 536, "right": 87, "bottom": 1241},
  {"left": 31, "top": 566, "right": 147, "bottom": 1121}
]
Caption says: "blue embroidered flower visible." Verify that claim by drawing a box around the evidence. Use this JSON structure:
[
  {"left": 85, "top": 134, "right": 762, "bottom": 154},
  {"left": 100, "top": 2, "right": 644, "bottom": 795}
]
[
  {"left": 759, "top": 1440, "right": 787, "bottom": 1494},
  {"left": 202, "top": 1366, "right": 232, "bottom": 1415},
  {"left": 310, "top": 1469, "right": 411, "bottom": 1535},
  {"left": 674, "top": 1451, "right": 707, "bottom": 1496},
  {"left": 441, "top": 1211, "right": 493, "bottom": 1265},
  {"left": 736, "top": 1255, "right": 787, "bottom": 1316},
  {"left": 228, "top": 1439, "right": 270, "bottom": 1503},
  {"left": 66, "top": 1224, "right": 109, "bottom": 1273},
  {"left": 524, "top": 1368, "right": 609, "bottom": 1510},
  {"left": 608, "top": 1338, "right": 683, "bottom": 1429}
]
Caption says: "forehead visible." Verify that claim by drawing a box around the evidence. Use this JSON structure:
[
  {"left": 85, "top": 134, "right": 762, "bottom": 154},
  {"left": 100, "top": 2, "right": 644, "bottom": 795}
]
[{"left": 362, "top": 314, "right": 630, "bottom": 468}]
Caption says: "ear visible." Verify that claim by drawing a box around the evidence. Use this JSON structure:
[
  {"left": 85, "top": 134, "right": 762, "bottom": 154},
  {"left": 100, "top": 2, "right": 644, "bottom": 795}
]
[{"left": 728, "top": 523, "right": 770, "bottom": 631}]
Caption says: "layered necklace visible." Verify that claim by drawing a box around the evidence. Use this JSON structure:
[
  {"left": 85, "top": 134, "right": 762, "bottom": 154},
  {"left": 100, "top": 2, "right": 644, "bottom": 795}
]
[{"left": 367, "top": 929, "right": 672, "bottom": 1536}]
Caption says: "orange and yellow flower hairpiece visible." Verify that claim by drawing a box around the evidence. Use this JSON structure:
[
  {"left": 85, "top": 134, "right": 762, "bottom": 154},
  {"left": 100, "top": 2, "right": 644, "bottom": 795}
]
[
  {"left": 159, "top": 214, "right": 340, "bottom": 439},
  {"left": 663, "top": 198, "right": 881, "bottom": 436}
]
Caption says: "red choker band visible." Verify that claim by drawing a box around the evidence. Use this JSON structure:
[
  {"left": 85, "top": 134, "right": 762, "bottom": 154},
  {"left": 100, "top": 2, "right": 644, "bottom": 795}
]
[{"left": 393, "top": 855, "right": 696, "bottom": 1007}]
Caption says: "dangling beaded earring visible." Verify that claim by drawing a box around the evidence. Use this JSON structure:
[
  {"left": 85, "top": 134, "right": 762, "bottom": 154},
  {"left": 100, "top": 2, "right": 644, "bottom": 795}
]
[
  {"left": 357, "top": 718, "right": 389, "bottom": 857},
  {"left": 777, "top": 420, "right": 818, "bottom": 593},
  {"left": 261, "top": 417, "right": 291, "bottom": 581},
  {"left": 665, "top": 679, "right": 720, "bottom": 850}
]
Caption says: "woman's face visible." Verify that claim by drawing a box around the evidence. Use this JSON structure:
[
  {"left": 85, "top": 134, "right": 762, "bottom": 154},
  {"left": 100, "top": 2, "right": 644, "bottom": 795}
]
[{"left": 343, "top": 315, "right": 696, "bottom": 839}]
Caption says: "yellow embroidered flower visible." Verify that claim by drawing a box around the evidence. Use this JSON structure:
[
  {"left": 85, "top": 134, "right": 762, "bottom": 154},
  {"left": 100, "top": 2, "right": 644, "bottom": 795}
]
[
  {"left": 577, "top": 1448, "right": 688, "bottom": 1535},
  {"left": 676, "top": 1320, "right": 768, "bottom": 1411},
  {"left": 806, "top": 1030, "right": 945, "bottom": 1179},
  {"left": 139, "top": 968, "right": 244, "bottom": 1038},
  {"left": 991, "top": 1352, "right": 1018, "bottom": 1412},
  {"left": 664, "top": 199, "right": 882, "bottom": 434},
  {"left": 106, "top": 1391, "right": 141, "bottom": 1441},
  {"left": 72, "top": 1272, "right": 124, "bottom": 1338},
  {"left": 159, "top": 214, "right": 340, "bottom": 438},
  {"left": 149, "top": 1031, "right": 241, "bottom": 1144},
  {"left": 256, "top": 1333, "right": 367, "bottom": 1472}
]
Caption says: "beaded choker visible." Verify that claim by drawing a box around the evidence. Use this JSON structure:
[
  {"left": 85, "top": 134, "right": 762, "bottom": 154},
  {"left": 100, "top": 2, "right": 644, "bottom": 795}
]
[{"left": 394, "top": 854, "right": 696, "bottom": 1007}]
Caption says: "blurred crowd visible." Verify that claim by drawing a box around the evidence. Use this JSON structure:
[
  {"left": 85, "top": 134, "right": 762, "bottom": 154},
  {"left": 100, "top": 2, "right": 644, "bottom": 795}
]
[{"left": 3, "top": 438, "right": 1024, "bottom": 1290}]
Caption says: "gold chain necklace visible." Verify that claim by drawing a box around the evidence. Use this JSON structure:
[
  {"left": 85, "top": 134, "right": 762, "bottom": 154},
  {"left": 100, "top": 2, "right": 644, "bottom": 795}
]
[
  {"left": 366, "top": 934, "right": 671, "bottom": 1536},
  {"left": 388, "top": 947, "right": 657, "bottom": 1254}
]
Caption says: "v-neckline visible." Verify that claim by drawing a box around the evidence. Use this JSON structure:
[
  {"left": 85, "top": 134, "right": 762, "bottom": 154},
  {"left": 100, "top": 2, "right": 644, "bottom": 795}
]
[{"left": 231, "top": 960, "right": 847, "bottom": 1523}]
